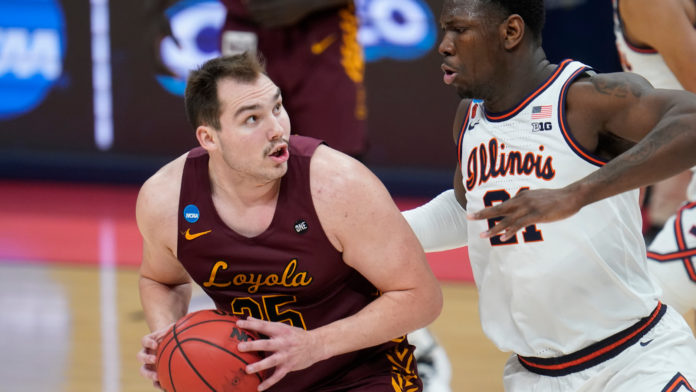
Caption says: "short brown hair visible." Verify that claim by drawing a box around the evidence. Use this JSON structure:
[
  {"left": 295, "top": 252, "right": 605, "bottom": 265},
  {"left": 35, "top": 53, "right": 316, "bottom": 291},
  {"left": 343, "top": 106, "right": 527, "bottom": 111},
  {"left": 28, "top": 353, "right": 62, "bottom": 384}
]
[{"left": 184, "top": 52, "right": 266, "bottom": 130}]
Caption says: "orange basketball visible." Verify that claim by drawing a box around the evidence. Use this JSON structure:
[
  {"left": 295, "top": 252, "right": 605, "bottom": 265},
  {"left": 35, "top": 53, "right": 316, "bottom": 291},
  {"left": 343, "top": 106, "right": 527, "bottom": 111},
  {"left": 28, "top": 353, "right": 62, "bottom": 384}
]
[{"left": 156, "top": 309, "right": 265, "bottom": 392}]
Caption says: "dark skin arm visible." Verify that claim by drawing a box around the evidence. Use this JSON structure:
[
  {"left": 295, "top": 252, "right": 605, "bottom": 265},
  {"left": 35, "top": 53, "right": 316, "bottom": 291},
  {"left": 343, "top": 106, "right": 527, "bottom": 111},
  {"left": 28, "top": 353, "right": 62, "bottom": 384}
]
[
  {"left": 245, "top": 0, "right": 352, "bottom": 28},
  {"left": 469, "top": 71, "right": 696, "bottom": 240},
  {"left": 451, "top": 98, "right": 471, "bottom": 209}
]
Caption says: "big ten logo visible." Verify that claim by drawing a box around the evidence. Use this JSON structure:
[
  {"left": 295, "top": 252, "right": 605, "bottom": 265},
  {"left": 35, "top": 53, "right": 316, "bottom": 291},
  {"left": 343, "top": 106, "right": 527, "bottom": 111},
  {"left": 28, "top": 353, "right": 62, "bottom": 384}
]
[
  {"left": 356, "top": 0, "right": 437, "bottom": 61},
  {"left": 0, "top": 0, "right": 65, "bottom": 120},
  {"left": 532, "top": 122, "right": 553, "bottom": 132},
  {"left": 157, "top": 0, "right": 225, "bottom": 96}
]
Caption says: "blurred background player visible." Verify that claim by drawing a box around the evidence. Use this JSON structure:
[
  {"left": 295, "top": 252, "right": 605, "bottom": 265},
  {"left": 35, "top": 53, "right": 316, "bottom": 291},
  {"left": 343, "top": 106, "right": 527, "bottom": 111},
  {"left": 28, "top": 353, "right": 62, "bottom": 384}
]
[
  {"left": 613, "top": 0, "right": 696, "bottom": 326},
  {"left": 217, "top": 0, "right": 368, "bottom": 159}
]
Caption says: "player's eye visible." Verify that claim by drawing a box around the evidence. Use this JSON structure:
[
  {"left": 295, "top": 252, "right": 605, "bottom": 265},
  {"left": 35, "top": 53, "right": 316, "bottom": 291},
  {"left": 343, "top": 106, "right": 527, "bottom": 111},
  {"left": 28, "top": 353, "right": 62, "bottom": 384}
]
[{"left": 245, "top": 115, "right": 257, "bottom": 125}]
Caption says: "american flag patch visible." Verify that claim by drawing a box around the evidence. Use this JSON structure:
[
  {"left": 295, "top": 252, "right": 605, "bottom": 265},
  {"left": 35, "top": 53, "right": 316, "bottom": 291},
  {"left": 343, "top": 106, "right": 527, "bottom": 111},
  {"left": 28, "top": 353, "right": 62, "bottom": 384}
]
[{"left": 531, "top": 105, "right": 552, "bottom": 119}]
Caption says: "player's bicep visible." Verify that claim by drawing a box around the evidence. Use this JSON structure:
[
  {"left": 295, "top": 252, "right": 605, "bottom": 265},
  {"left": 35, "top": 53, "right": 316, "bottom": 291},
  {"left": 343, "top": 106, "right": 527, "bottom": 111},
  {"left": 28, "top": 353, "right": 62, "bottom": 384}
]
[{"left": 572, "top": 73, "right": 661, "bottom": 143}]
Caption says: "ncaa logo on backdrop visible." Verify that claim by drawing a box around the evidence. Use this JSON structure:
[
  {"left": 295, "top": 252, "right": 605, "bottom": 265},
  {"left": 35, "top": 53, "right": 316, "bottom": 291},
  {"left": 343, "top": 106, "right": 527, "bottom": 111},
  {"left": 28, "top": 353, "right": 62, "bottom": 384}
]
[
  {"left": 0, "top": 0, "right": 65, "bottom": 120},
  {"left": 356, "top": 0, "right": 437, "bottom": 61},
  {"left": 157, "top": 0, "right": 225, "bottom": 96}
]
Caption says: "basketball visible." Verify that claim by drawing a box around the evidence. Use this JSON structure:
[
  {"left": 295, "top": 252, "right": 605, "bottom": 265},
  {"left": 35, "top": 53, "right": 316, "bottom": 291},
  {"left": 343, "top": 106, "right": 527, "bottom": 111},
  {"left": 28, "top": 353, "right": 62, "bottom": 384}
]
[{"left": 156, "top": 309, "right": 265, "bottom": 392}]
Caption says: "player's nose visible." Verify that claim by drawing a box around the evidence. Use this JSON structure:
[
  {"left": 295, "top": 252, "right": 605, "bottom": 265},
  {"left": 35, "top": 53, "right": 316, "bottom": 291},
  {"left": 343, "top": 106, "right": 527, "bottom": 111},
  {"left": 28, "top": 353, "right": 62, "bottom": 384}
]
[{"left": 438, "top": 33, "right": 455, "bottom": 57}]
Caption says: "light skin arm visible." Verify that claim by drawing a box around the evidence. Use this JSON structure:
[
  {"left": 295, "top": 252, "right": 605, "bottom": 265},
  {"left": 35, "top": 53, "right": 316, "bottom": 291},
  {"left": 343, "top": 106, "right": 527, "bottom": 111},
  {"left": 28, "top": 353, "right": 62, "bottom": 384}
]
[
  {"left": 470, "top": 71, "right": 696, "bottom": 240},
  {"left": 135, "top": 156, "right": 194, "bottom": 385},
  {"left": 620, "top": 0, "right": 696, "bottom": 92},
  {"left": 237, "top": 145, "right": 443, "bottom": 391}
]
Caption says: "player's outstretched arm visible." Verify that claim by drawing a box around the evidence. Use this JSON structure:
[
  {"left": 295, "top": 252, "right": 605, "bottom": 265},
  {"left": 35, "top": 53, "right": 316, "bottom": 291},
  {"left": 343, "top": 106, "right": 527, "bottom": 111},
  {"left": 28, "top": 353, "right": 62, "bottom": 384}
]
[
  {"left": 237, "top": 145, "right": 443, "bottom": 390},
  {"left": 469, "top": 72, "right": 696, "bottom": 239}
]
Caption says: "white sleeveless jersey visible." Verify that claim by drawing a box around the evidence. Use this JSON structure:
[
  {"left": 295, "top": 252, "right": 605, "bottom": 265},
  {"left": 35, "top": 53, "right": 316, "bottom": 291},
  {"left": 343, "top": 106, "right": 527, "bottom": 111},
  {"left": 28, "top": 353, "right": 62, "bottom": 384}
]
[
  {"left": 612, "top": 0, "right": 685, "bottom": 90},
  {"left": 458, "top": 60, "right": 660, "bottom": 357}
]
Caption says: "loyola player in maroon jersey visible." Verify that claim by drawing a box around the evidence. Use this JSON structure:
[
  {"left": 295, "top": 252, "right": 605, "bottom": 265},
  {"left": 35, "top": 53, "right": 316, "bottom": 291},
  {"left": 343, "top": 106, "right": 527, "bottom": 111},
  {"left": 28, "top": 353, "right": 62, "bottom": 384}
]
[{"left": 135, "top": 52, "right": 443, "bottom": 391}]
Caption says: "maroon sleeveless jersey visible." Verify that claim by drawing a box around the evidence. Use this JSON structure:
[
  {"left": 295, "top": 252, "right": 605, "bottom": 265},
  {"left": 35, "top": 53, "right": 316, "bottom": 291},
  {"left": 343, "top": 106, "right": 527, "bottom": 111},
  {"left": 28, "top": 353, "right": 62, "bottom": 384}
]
[{"left": 177, "top": 135, "right": 421, "bottom": 391}]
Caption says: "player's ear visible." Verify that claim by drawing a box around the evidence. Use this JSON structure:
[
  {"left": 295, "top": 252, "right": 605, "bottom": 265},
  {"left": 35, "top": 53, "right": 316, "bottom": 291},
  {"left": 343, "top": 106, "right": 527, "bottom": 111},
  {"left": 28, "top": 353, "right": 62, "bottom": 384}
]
[
  {"left": 500, "top": 14, "right": 524, "bottom": 50},
  {"left": 196, "top": 125, "right": 218, "bottom": 151}
]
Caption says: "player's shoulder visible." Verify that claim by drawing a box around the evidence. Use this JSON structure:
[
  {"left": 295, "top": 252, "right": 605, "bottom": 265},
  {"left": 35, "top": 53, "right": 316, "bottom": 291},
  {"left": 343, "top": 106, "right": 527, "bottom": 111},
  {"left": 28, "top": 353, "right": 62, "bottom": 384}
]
[
  {"left": 136, "top": 152, "right": 188, "bottom": 225},
  {"left": 565, "top": 70, "right": 654, "bottom": 115},
  {"left": 567, "top": 71, "right": 653, "bottom": 99},
  {"left": 308, "top": 144, "right": 388, "bottom": 208},
  {"left": 309, "top": 144, "right": 371, "bottom": 189}
]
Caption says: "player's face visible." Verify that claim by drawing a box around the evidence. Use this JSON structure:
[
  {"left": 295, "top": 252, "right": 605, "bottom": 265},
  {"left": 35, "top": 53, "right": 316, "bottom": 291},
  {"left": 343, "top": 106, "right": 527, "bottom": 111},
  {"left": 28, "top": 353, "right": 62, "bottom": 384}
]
[
  {"left": 215, "top": 75, "right": 291, "bottom": 182},
  {"left": 439, "top": 0, "right": 502, "bottom": 99}
]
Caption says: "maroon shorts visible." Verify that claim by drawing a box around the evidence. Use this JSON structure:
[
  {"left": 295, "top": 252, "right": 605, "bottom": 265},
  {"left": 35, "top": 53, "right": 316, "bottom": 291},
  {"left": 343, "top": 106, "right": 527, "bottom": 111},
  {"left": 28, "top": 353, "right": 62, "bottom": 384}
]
[{"left": 222, "top": 3, "right": 367, "bottom": 157}]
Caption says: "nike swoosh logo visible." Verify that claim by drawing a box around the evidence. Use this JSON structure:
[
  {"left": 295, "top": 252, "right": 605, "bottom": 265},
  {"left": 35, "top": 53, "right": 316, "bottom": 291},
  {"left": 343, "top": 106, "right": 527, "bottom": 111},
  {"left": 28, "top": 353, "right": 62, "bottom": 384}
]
[
  {"left": 639, "top": 338, "right": 654, "bottom": 347},
  {"left": 311, "top": 34, "right": 337, "bottom": 55},
  {"left": 184, "top": 228, "right": 212, "bottom": 240}
]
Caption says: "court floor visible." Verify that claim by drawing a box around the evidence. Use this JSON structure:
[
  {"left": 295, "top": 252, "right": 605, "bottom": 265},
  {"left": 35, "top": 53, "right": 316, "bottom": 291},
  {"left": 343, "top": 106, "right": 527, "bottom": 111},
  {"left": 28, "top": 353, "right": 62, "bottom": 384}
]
[{"left": 0, "top": 180, "right": 692, "bottom": 392}]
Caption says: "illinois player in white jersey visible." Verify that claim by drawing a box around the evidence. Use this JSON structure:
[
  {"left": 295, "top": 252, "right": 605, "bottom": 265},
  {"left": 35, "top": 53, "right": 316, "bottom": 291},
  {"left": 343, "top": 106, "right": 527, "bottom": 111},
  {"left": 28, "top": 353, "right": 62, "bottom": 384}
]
[
  {"left": 613, "top": 0, "right": 696, "bottom": 327},
  {"left": 403, "top": 0, "right": 696, "bottom": 390}
]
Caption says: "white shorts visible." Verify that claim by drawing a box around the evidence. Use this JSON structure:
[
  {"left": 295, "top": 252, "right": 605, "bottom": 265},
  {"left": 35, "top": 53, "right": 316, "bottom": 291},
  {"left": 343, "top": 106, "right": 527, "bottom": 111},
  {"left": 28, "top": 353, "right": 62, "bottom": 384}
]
[
  {"left": 503, "top": 305, "right": 696, "bottom": 391},
  {"left": 647, "top": 201, "right": 696, "bottom": 314}
]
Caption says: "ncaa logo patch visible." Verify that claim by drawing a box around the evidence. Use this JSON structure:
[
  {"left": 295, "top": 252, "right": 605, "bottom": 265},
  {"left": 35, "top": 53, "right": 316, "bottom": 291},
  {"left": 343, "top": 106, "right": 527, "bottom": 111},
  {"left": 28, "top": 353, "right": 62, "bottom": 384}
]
[
  {"left": 294, "top": 219, "right": 308, "bottom": 234},
  {"left": 183, "top": 204, "right": 200, "bottom": 223}
]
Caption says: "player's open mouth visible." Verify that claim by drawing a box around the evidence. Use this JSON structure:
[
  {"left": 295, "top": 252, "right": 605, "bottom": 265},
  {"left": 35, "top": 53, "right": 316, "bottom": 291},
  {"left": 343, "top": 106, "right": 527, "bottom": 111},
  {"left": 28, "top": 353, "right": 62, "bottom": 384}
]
[
  {"left": 441, "top": 64, "right": 457, "bottom": 85},
  {"left": 268, "top": 144, "right": 289, "bottom": 162}
]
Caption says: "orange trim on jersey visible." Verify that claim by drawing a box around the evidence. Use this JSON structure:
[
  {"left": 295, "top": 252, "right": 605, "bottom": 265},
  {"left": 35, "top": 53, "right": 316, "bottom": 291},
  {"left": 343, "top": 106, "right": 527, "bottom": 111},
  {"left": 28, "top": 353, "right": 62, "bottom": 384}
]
[
  {"left": 674, "top": 201, "right": 696, "bottom": 280},
  {"left": 485, "top": 59, "right": 572, "bottom": 121},
  {"left": 663, "top": 373, "right": 696, "bottom": 392},
  {"left": 558, "top": 67, "right": 606, "bottom": 166},
  {"left": 457, "top": 101, "right": 474, "bottom": 167},
  {"left": 647, "top": 249, "right": 696, "bottom": 261},
  {"left": 518, "top": 302, "right": 664, "bottom": 374}
]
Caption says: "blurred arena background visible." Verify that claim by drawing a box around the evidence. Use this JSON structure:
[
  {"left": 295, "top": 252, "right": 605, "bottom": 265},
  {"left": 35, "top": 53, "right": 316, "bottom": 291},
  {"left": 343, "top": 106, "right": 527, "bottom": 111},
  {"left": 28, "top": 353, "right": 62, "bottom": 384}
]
[{"left": 3, "top": 1, "right": 663, "bottom": 391}]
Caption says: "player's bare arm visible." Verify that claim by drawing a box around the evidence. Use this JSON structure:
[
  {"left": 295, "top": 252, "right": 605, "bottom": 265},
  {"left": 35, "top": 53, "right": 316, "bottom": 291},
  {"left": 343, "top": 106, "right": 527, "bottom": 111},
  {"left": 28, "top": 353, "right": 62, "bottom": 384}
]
[
  {"left": 452, "top": 98, "right": 471, "bottom": 207},
  {"left": 136, "top": 154, "right": 194, "bottom": 386},
  {"left": 620, "top": 0, "right": 696, "bottom": 92},
  {"left": 236, "top": 145, "right": 443, "bottom": 390},
  {"left": 137, "top": 154, "right": 193, "bottom": 331},
  {"left": 469, "top": 71, "right": 696, "bottom": 240}
]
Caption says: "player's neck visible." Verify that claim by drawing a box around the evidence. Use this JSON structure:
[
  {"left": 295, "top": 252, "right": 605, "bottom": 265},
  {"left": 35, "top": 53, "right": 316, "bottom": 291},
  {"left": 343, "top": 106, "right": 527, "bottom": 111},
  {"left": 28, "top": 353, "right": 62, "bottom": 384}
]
[
  {"left": 484, "top": 50, "right": 553, "bottom": 113},
  {"left": 209, "top": 163, "right": 282, "bottom": 209}
]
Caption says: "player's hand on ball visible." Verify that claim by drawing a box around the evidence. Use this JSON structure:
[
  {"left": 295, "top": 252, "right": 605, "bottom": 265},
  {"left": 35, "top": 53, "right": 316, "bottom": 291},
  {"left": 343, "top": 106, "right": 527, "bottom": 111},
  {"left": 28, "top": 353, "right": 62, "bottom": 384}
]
[
  {"left": 137, "top": 324, "right": 172, "bottom": 389},
  {"left": 236, "top": 317, "right": 326, "bottom": 391}
]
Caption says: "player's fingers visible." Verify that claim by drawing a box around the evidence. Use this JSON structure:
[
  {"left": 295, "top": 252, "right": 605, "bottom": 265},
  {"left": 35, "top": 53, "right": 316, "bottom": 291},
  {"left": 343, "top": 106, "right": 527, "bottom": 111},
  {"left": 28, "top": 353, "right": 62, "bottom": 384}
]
[
  {"left": 237, "top": 336, "right": 277, "bottom": 353},
  {"left": 245, "top": 352, "right": 283, "bottom": 374},
  {"left": 137, "top": 348, "right": 156, "bottom": 365},
  {"left": 140, "top": 364, "right": 159, "bottom": 381},
  {"left": 256, "top": 366, "right": 288, "bottom": 391},
  {"left": 481, "top": 216, "right": 524, "bottom": 239},
  {"left": 141, "top": 335, "right": 157, "bottom": 350},
  {"left": 237, "top": 317, "right": 281, "bottom": 336}
]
